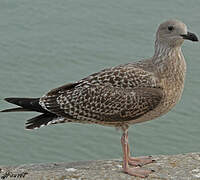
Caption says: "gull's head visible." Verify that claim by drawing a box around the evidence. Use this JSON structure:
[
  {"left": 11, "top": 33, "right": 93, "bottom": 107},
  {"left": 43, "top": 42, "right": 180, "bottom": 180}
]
[{"left": 156, "top": 19, "right": 198, "bottom": 48}]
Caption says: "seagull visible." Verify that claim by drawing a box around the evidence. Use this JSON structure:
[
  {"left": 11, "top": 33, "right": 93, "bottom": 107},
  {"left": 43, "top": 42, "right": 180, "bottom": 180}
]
[{"left": 1, "top": 19, "right": 198, "bottom": 178}]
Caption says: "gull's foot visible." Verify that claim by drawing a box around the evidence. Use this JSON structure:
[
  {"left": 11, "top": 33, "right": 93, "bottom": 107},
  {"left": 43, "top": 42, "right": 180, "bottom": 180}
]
[
  {"left": 128, "top": 156, "right": 156, "bottom": 167},
  {"left": 123, "top": 167, "right": 154, "bottom": 178}
]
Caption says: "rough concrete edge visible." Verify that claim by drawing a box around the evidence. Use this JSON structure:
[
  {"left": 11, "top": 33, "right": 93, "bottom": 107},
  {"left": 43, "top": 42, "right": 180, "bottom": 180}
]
[{"left": 0, "top": 152, "right": 200, "bottom": 180}]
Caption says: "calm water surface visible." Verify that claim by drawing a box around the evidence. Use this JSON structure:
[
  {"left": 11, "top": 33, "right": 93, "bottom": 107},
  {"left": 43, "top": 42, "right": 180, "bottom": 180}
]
[{"left": 0, "top": 0, "right": 200, "bottom": 165}]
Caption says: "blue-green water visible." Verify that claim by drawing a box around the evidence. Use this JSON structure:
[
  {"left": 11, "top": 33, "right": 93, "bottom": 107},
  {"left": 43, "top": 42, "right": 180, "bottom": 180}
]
[{"left": 0, "top": 0, "right": 200, "bottom": 165}]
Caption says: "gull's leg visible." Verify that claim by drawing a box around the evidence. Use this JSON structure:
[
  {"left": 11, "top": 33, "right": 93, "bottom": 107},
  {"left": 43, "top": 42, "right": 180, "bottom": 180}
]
[
  {"left": 121, "top": 129, "right": 153, "bottom": 177},
  {"left": 126, "top": 132, "right": 155, "bottom": 166}
]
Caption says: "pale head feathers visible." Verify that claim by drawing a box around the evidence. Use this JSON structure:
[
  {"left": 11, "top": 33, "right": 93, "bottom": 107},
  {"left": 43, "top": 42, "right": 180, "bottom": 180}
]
[
  {"left": 156, "top": 19, "right": 187, "bottom": 48},
  {"left": 153, "top": 19, "right": 188, "bottom": 59}
]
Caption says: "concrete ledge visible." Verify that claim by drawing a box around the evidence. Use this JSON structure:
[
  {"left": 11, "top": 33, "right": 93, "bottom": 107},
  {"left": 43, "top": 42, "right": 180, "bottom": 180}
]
[{"left": 0, "top": 152, "right": 200, "bottom": 180}]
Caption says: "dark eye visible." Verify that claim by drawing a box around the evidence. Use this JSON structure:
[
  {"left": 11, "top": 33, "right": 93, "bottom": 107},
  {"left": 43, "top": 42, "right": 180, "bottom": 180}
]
[{"left": 168, "top": 26, "right": 174, "bottom": 31}]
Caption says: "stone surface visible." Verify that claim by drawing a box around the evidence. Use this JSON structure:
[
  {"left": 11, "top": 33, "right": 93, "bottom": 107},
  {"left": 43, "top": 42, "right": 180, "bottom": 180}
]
[{"left": 0, "top": 152, "right": 200, "bottom": 180}]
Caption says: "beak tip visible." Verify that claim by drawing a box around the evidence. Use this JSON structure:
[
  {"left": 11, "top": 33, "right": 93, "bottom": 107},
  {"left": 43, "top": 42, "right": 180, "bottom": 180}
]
[
  {"left": 191, "top": 34, "right": 199, "bottom": 42},
  {"left": 192, "top": 38, "right": 198, "bottom": 42}
]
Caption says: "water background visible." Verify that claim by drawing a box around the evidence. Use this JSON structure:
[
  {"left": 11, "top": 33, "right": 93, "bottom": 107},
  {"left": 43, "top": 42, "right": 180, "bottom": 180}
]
[{"left": 0, "top": 0, "right": 200, "bottom": 165}]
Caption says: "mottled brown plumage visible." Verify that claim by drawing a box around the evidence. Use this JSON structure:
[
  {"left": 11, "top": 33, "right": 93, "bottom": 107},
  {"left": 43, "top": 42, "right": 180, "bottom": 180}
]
[
  {"left": 39, "top": 64, "right": 163, "bottom": 127},
  {"left": 2, "top": 19, "right": 198, "bottom": 177}
]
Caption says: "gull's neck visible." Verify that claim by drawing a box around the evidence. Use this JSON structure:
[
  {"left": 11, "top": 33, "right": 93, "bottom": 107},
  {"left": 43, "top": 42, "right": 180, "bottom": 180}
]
[{"left": 152, "top": 40, "right": 182, "bottom": 64}]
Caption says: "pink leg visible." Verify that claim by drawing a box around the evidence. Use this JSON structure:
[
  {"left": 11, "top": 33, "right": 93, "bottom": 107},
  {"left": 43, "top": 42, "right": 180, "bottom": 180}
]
[
  {"left": 126, "top": 132, "right": 155, "bottom": 167},
  {"left": 121, "top": 129, "right": 154, "bottom": 177}
]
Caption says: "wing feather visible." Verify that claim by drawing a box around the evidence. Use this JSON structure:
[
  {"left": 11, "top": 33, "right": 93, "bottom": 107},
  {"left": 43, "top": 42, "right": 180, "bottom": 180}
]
[{"left": 39, "top": 65, "right": 162, "bottom": 123}]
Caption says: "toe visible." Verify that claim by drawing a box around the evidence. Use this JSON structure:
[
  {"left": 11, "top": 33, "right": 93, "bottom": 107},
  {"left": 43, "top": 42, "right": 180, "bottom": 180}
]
[{"left": 123, "top": 167, "right": 153, "bottom": 178}]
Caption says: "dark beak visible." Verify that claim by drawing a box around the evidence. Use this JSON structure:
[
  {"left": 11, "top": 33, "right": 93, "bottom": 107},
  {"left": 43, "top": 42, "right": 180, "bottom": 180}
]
[{"left": 181, "top": 32, "right": 199, "bottom": 42}]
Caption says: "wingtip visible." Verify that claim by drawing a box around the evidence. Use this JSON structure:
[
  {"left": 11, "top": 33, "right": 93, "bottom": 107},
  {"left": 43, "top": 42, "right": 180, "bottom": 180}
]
[
  {"left": 0, "top": 107, "right": 31, "bottom": 113},
  {"left": 4, "top": 97, "right": 9, "bottom": 102},
  {"left": 0, "top": 109, "right": 8, "bottom": 113},
  {"left": 4, "top": 97, "right": 14, "bottom": 103}
]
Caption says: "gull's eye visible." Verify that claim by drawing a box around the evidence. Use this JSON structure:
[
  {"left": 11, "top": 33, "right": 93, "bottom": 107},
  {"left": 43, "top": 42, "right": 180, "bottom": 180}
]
[{"left": 168, "top": 26, "right": 174, "bottom": 31}]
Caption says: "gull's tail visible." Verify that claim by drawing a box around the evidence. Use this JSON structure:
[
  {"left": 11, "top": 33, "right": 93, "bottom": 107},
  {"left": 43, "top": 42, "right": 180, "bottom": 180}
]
[{"left": 1, "top": 97, "right": 60, "bottom": 130}]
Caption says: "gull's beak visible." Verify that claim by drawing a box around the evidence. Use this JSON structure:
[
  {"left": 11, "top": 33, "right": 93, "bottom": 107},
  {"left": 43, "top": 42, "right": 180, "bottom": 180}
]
[{"left": 181, "top": 32, "right": 199, "bottom": 42}]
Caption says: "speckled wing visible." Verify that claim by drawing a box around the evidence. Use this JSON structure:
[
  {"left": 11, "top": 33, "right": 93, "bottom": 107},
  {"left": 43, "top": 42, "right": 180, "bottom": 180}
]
[{"left": 39, "top": 65, "right": 163, "bottom": 124}]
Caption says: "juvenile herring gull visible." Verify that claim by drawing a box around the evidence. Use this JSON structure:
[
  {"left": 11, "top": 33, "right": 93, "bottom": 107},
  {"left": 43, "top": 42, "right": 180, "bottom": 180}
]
[{"left": 1, "top": 19, "right": 198, "bottom": 177}]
